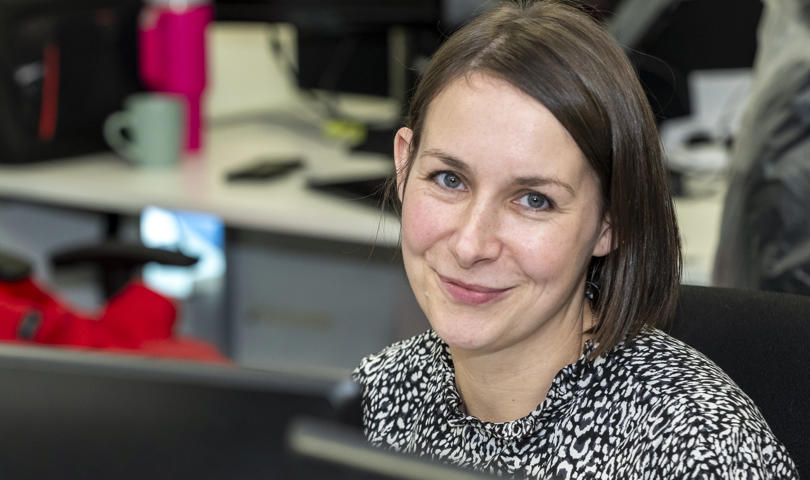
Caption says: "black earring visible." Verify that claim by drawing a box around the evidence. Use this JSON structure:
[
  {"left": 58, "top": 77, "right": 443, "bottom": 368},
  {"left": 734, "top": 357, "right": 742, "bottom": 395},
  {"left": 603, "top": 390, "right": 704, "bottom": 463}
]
[{"left": 585, "top": 280, "right": 600, "bottom": 303}]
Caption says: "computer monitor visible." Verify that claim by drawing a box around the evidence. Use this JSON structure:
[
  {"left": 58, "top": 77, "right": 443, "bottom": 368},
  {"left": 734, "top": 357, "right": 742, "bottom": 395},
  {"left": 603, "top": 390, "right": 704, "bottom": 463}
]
[
  {"left": 289, "top": 417, "right": 498, "bottom": 480},
  {"left": 213, "top": 0, "right": 439, "bottom": 26},
  {"left": 0, "top": 342, "right": 362, "bottom": 479},
  {"left": 140, "top": 206, "right": 226, "bottom": 300},
  {"left": 214, "top": 0, "right": 442, "bottom": 157},
  {"left": 0, "top": 342, "right": 503, "bottom": 479},
  {"left": 214, "top": 0, "right": 439, "bottom": 100},
  {"left": 607, "top": 0, "right": 762, "bottom": 121}
]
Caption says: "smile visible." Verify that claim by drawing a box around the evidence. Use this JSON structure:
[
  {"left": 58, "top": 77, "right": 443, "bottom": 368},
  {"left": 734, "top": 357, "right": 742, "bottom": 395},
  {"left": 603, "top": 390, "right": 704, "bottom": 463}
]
[{"left": 438, "top": 274, "right": 512, "bottom": 306}]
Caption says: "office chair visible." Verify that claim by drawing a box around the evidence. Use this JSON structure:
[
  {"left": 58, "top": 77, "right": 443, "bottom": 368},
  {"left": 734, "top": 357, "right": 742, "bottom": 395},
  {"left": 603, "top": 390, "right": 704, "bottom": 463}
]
[
  {"left": 49, "top": 241, "right": 196, "bottom": 299},
  {"left": 0, "top": 250, "right": 31, "bottom": 282},
  {"left": 1, "top": 243, "right": 195, "bottom": 297},
  {"left": 668, "top": 284, "right": 809, "bottom": 477}
]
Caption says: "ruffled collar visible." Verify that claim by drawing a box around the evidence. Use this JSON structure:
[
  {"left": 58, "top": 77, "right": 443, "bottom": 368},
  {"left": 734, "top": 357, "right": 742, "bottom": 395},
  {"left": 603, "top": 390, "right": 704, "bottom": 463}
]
[{"left": 430, "top": 331, "right": 604, "bottom": 443}]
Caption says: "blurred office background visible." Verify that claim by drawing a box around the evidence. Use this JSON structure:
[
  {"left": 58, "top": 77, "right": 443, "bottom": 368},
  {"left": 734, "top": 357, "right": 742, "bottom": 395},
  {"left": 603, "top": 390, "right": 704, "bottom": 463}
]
[{"left": 2, "top": 0, "right": 807, "bottom": 372}]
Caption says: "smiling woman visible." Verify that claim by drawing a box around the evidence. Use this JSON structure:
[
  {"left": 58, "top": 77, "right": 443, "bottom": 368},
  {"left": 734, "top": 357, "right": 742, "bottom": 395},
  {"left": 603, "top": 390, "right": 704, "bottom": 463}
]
[
  {"left": 396, "top": 72, "right": 610, "bottom": 371},
  {"left": 351, "top": 1, "right": 798, "bottom": 479}
]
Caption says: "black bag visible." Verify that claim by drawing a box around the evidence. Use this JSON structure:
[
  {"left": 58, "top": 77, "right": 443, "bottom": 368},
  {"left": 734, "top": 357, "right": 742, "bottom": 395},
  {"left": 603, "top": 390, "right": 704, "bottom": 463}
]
[{"left": 0, "top": 0, "right": 142, "bottom": 164}]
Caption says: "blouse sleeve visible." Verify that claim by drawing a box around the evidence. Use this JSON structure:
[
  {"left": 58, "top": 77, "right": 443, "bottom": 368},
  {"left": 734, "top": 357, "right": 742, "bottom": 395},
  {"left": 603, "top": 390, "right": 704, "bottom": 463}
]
[{"left": 666, "top": 417, "right": 799, "bottom": 479}]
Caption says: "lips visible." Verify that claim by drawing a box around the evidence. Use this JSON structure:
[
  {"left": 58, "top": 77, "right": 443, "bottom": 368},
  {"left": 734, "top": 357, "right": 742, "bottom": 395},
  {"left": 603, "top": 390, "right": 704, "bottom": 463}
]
[{"left": 438, "top": 274, "right": 512, "bottom": 306}]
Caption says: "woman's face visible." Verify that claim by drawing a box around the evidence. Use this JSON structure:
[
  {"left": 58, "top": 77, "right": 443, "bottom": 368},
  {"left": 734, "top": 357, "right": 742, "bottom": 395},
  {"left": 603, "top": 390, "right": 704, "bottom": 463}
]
[{"left": 395, "top": 73, "right": 611, "bottom": 355}]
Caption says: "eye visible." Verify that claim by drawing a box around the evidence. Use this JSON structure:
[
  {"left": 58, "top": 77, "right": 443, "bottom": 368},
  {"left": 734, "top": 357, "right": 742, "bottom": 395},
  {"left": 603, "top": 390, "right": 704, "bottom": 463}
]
[
  {"left": 433, "top": 171, "right": 465, "bottom": 190},
  {"left": 517, "top": 192, "right": 552, "bottom": 211}
]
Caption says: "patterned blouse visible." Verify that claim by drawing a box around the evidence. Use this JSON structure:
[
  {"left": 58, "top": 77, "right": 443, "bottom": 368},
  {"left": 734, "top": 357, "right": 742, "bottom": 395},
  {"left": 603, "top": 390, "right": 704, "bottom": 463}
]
[{"left": 352, "top": 329, "right": 798, "bottom": 479}]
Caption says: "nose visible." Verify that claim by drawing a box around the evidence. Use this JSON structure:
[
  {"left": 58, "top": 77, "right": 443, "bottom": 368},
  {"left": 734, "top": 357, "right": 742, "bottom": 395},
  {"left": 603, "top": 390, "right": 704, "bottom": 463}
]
[{"left": 450, "top": 200, "right": 502, "bottom": 268}]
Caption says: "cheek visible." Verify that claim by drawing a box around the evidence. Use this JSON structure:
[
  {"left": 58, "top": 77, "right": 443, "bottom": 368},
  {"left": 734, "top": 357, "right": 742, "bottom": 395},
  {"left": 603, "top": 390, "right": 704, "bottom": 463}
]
[
  {"left": 509, "top": 230, "right": 565, "bottom": 278},
  {"left": 505, "top": 218, "right": 594, "bottom": 282},
  {"left": 400, "top": 192, "right": 449, "bottom": 256}
]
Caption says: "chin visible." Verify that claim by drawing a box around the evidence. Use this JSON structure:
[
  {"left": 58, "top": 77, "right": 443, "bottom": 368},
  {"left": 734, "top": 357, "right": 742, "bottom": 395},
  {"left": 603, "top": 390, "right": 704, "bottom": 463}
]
[{"left": 429, "top": 314, "right": 498, "bottom": 352}]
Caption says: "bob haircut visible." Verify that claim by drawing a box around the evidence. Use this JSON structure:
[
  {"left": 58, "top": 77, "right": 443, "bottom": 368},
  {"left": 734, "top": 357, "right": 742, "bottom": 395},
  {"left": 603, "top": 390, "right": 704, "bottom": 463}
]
[{"left": 388, "top": 0, "right": 682, "bottom": 357}]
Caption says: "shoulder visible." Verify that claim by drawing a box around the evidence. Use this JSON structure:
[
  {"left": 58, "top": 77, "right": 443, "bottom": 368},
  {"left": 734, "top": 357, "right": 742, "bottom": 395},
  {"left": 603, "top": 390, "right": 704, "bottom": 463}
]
[
  {"left": 352, "top": 330, "right": 448, "bottom": 450},
  {"left": 616, "top": 329, "right": 762, "bottom": 420},
  {"left": 351, "top": 330, "right": 447, "bottom": 448},
  {"left": 352, "top": 329, "right": 444, "bottom": 388},
  {"left": 606, "top": 329, "right": 798, "bottom": 478}
]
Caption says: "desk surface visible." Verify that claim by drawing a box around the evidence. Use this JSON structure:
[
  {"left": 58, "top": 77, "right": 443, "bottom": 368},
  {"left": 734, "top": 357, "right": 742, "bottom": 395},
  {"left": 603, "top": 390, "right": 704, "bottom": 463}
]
[{"left": 0, "top": 115, "right": 401, "bottom": 248}]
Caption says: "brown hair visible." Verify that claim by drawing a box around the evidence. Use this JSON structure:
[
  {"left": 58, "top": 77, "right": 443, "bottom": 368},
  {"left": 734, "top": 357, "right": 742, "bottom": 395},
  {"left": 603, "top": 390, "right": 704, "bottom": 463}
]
[{"left": 388, "top": 0, "right": 682, "bottom": 357}]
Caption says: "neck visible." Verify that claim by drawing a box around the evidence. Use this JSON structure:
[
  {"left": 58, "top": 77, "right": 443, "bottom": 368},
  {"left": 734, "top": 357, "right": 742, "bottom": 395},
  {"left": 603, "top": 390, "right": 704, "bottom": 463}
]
[{"left": 451, "top": 301, "right": 594, "bottom": 423}]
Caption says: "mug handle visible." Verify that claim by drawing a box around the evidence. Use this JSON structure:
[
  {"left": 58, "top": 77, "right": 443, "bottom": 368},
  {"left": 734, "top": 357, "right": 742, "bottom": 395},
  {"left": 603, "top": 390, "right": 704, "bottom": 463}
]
[{"left": 103, "top": 111, "right": 139, "bottom": 161}]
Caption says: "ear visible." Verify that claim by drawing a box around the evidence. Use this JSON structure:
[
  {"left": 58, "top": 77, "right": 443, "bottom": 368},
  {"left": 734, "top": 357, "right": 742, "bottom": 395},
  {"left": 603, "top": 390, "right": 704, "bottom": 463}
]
[
  {"left": 393, "top": 127, "right": 414, "bottom": 202},
  {"left": 591, "top": 213, "right": 613, "bottom": 258}
]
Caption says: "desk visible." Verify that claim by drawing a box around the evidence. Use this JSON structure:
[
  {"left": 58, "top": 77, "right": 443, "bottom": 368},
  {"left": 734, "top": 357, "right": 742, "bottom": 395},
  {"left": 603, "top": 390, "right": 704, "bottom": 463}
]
[
  {"left": 0, "top": 22, "right": 421, "bottom": 370},
  {"left": 0, "top": 114, "right": 400, "bottom": 247},
  {"left": 0, "top": 111, "right": 426, "bottom": 373}
]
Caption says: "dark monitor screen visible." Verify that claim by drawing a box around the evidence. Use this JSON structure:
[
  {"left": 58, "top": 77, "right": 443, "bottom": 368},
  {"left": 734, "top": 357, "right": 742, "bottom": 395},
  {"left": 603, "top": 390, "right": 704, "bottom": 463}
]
[
  {"left": 213, "top": 0, "right": 439, "bottom": 28},
  {"left": 608, "top": 0, "right": 762, "bottom": 121},
  {"left": 0, "top": 343, "right": 362, "bottom": 479},
  {"left": 214, "top": 0, "right": 441, "bottom": 100}
]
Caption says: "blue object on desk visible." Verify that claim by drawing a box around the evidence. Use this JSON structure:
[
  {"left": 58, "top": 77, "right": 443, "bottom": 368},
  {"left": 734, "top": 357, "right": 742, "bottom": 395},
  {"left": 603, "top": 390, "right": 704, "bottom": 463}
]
[{"left": 140, "top": 206, "right": 225, "bottom": 298}]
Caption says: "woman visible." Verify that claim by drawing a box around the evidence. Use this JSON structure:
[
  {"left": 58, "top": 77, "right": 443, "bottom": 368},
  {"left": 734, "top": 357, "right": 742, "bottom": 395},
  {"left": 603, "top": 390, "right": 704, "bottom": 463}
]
[{"left": 352, "top": 1, "right": 798, "bottom": 478}]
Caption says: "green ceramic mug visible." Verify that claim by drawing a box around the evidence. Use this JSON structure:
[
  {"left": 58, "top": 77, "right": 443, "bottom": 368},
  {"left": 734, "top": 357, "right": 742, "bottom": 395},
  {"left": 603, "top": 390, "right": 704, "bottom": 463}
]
[{"left": 103, "top": 93, "right": 185, "bottom": 167}]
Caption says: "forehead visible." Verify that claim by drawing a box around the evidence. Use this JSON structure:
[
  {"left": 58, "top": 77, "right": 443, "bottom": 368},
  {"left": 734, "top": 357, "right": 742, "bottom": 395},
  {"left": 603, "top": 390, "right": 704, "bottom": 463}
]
[{"left": 419, "top": 73, "right": 590, "bottom": 180}]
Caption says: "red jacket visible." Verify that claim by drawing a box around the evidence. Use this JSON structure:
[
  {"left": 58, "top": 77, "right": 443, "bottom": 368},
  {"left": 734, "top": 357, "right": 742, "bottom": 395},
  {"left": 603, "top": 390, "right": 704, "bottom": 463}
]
[{"left": 0, "top": 278, "right": 226, "bottom": 363}]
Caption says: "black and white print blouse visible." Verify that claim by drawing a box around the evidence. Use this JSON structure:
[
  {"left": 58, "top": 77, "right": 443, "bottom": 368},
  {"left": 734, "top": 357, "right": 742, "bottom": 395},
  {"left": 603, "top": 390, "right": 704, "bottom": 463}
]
[{"left": 352, "top": 329, "right": 798, "bottom": 479}]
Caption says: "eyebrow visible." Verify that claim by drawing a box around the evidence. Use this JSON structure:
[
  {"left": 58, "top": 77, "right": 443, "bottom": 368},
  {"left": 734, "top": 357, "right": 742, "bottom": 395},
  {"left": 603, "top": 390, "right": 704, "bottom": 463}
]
[{"left": 421, "top": 148, "right": 576, "bottom": 197}]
